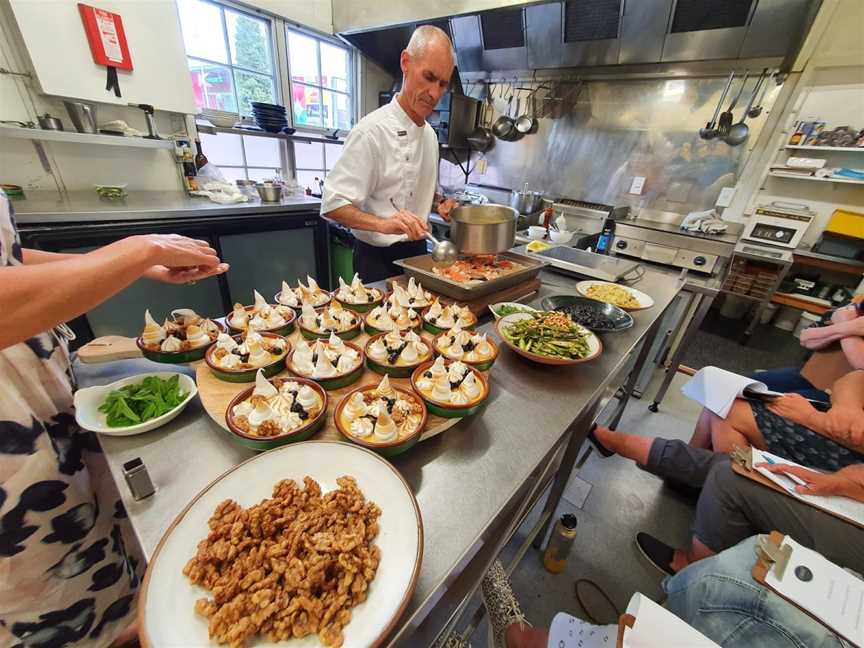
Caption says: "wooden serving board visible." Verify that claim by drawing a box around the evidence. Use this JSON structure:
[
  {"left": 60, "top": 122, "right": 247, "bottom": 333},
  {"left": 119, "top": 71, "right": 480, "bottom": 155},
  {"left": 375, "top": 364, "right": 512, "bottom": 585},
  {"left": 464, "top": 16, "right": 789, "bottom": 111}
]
[
  {"left": 389, "top": 275, "right": 541, "bottom": 317},
  {"left": 78, "top": 336, "right": 143, "bottom": 363},
  {"left": 196, "top": 327, "right": 461, "bottom": 443}
]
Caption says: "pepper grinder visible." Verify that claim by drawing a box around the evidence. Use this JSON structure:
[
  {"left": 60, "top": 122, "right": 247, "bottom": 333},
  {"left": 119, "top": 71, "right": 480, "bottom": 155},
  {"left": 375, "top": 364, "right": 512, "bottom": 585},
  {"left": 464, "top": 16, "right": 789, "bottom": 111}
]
[{"left": 135, "top": 104, "right": 160, "bottom": 139}]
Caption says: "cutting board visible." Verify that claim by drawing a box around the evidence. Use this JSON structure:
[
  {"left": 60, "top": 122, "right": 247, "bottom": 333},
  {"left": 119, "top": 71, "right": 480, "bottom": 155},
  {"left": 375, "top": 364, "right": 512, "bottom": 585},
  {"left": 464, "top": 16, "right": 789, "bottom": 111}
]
[
  {"left": 388, "top": 275, "right": 541, "bottom": 317},
  {"left": 77, "top": 336, "right": 142, "bottom": 363},
  {"left": 196, "top": 327, "right": 462, "bottom": 443}
]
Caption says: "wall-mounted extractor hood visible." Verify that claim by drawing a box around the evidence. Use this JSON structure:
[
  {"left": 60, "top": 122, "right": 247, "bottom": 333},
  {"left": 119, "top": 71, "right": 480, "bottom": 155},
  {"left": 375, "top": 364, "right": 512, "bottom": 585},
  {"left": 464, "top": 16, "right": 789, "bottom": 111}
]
[{"left": 340, "top": 0, "right": 820, "bottom": 77}]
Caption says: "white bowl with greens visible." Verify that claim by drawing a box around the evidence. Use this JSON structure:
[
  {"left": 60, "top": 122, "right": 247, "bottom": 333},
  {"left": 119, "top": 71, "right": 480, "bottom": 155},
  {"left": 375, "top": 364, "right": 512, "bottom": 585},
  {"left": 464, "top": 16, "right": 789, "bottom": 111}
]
[
  {"left": 488, "top": 302, "right": 538, "bottom": 321},
  {"left": 74, "top": 372, "right": 197, "bottom": 436}
]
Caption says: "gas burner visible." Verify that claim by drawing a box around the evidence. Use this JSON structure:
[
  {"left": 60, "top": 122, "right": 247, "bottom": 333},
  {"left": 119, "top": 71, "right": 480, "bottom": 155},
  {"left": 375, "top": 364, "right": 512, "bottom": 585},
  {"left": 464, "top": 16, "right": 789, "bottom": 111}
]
[{"left": 555, "top": 198, "right": 614, "bottom": 214}]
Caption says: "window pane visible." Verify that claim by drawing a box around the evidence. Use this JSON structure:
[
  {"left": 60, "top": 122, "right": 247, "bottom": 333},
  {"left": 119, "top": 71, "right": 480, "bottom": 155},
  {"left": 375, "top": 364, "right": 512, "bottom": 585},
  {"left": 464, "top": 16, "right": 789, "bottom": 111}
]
[
  {"left": 294, "top": 140, "right": 324, "bottom": 169},
  {"left": 291, "top": 84, "right": 323, "bottom": 128},
  {"left": 201, "top": 132, "right": 243, "bottom": 166},
  {"left": 296, "top": 170, "right": 324, "bottom": 193},
  {"left": 247, "top": 168, "right": 280, "bottom": 182},
  {"left": 178, "top": 0, "right": 227, "bottom": 63},
  {"left": 321, "top": 42, "right": 349, "bottom": 92},
  {"left": 324, "top": 143, "right": 342, "bottom": 170},
  {"left": 243, "top": 135, "right": 281, "bottom": 167},
  {"left": 218, "top": 167, "right": 248, "bottom": 183},
  {"left": 234, "top": 69, "right": 276, "bottom": 116},
  {"left": 322, "top": 90, "right": 352, "bottom": 130},
  {"left": 189, "top": 59, "right": 237, "bottom": 113},
  {"left": 288, "top": 31, "right": 321, "bottom": 86},
  {"left": 226, "top": 10, "right": 272, "bottom": 74}
]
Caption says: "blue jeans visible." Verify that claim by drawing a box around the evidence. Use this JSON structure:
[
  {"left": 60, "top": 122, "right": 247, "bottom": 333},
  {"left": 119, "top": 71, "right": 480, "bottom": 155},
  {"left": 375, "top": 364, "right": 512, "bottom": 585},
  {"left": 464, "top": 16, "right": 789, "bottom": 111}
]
[
  {"left": 751, "top": 367, "right": 830, "bottom": 403},
  {"left": 664, "top": 536, "right": 849, "bottom": 648}
]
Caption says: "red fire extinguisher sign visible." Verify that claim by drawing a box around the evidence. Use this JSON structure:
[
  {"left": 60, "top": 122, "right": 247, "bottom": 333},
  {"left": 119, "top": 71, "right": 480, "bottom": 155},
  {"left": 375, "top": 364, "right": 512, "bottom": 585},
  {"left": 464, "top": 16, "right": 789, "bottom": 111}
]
[{"left": 78, "top": 3, "right": 133, "bottom": 70}]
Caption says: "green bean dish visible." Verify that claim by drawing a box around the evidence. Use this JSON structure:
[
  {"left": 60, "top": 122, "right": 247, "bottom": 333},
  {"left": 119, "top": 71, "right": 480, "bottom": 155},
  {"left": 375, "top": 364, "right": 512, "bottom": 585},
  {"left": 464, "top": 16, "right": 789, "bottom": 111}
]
[{"left": 502, "top": 312, "right": 591, "bottom": 360}]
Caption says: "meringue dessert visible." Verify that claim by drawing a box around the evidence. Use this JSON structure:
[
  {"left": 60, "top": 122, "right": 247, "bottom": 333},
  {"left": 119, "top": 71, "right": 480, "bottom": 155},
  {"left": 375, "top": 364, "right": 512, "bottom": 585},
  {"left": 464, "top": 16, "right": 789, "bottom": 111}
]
[
  {"left": 423, "top": 298, "right": 476, "bottom": 330},
  {"left": 366, "top": 329, "right": 432, "bottom": 367},
  {"left": 365, "top": 303, "right": 421, "bottom": 332},
  {"left": 299, "top": 302, "right": 359, "bottom": 335},
  {"left": 335, "top": 273, "right": 383, "bottom": 305},
  {"left": 290, "top": 333, "right": 362, "bottom": 379},
  {"left": 210, "top": 331, "right": 287, "bottom": 371},
  {"left": 276, "top": 275, "right": 331, "bottom": 308},
  {"left": 140, "top": 309, "right": 220, "bottom": 352},
  {"left": 229, "top": 290, "right": 295, "bottom": 332},
  {"left": 415, "top": 358, "right": 484, "bottom": 406},
  {"left": 435, "top": 325, "right": 495, "bottom": 364},
  {"left": 386, "top": 278, "right": 434, "bottom": 309},
  {"left": 338, "top": 375, "right": 425, "bottom": 444},
  {"left": 231, "top": 370, "right": 324, "bottom": 438}
]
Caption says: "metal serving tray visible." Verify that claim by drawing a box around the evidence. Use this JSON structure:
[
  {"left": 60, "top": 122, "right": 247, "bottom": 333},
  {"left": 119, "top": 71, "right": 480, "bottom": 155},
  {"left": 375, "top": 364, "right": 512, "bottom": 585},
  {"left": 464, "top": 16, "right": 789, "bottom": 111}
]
[{"left": 394, "top": 251, "right": 546, "bottom": 301}]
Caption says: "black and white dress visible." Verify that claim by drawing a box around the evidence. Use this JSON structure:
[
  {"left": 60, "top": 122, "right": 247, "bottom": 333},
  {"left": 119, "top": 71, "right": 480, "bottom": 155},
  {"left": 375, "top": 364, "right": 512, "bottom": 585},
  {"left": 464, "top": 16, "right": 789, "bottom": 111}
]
[{"left": 0, "top": 197, "right": 142, "bottom": 646}]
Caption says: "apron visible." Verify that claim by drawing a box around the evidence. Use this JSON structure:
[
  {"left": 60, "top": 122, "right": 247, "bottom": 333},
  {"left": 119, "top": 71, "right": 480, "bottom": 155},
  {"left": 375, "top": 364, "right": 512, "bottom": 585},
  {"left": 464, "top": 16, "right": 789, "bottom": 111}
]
[{"left": 0, "top": 200, "right": 142, "bottom": 647}]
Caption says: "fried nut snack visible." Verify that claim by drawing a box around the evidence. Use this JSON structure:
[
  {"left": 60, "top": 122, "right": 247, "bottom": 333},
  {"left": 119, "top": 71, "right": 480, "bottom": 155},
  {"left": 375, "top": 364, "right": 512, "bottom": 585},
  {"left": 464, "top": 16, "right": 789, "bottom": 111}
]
[{"left": 183, "top": 476, "right": 381, "bottom": 647}]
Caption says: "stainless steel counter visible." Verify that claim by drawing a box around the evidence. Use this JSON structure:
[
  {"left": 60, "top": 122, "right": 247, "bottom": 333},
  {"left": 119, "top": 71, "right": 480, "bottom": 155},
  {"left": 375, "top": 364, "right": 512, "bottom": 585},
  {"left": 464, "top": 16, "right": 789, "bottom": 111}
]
[
  {"left": 12, "top": 190, "right": 322, "bottom": 224},
  {"left": 77, "top": 267, "right": 683, "bottom": 645}
]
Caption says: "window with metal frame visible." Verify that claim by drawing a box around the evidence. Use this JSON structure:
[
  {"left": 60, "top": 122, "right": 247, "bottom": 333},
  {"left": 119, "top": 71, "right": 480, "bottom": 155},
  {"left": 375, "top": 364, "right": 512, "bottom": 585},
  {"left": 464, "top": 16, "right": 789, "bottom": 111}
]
[
  {"left": 286, "top": 28, "right": 354, "bottom": 132},
  {"left": 200, "top": 132, "right": 283, "bottom": 183},
  {"left": 177, "top": 0, "right": 278, "bottom": 116},
  {"left": 293, "top": 140, "right": 343, "bottom": 194}
]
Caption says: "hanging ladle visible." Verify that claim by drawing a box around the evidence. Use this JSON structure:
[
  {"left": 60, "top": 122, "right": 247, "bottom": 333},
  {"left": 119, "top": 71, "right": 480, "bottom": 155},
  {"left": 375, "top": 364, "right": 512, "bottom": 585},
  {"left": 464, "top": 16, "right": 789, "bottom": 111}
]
[
  {"left": 699, "top": 71, "right": 734, "bottom": 140},
  {"left": 748, "top": 69, "right": 772, "bottom": 119},
  {"left": 724, "top": 71, "right": 765, "bottom": 146},
  {"left": 717, "top": 71, "right": 749, "bottom": 138}
]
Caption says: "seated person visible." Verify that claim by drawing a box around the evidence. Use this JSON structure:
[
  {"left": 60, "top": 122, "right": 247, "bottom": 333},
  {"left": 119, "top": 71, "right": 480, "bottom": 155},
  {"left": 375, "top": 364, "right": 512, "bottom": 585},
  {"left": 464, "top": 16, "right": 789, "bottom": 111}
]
[
  {"left": 499, "top": 535, "right": 847, "bottom": 648},
  {"left": 679, "top": 369, "right": 864, "bottom": 471},
  {"left": 588, "top": 429, "right": 864, "bottom": 577},
  {"left": 754, "top": 298, "right": 864, "bottom": 401}
]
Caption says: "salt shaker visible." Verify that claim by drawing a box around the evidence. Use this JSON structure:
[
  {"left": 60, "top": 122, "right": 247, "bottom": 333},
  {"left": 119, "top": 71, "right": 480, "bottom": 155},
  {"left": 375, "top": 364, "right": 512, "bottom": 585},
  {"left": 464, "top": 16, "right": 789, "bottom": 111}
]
[{"left": 543, "top": 513, "right": 578, "bottom": 574}]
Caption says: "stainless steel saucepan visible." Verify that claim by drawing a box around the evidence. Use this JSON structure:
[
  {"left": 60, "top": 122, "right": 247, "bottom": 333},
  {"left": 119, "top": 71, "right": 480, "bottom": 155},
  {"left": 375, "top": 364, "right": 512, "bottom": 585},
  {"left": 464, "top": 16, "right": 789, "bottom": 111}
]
[
  {"left": 449, "top": 204, "right": 518, "bottom": 255},
  {"left": 510, "top": 183, "right": 544, "bottom": 214}
]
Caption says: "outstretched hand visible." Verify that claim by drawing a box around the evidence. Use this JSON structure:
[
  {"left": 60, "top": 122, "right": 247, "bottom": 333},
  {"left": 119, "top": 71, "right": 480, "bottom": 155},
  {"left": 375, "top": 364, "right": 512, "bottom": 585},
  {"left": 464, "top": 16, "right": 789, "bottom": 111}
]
[{"left": 145, "top": 262, "right": 230, "bottom": 284}]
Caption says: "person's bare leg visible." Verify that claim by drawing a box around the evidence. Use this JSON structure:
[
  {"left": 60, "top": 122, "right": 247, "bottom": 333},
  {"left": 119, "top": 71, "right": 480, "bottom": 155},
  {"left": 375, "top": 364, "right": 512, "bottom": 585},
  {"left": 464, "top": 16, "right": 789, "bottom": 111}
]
[
  {"left": 109, "top": 621, "right": 138, "bottom": 647},
  {"left": 670, "top": 536, "right": 716, "bottom": 573},
  {"left": 505, "top": 624, "right": 549, "bottom": 648},
  {"left": 593, "top": 425, "right": 653, "bottom": 465},
  {"left": 688, "top": 408, "right": 714, "bottom": 449},
  {"left": 709, "top": 401, "right": 767, "bottom": 454}
]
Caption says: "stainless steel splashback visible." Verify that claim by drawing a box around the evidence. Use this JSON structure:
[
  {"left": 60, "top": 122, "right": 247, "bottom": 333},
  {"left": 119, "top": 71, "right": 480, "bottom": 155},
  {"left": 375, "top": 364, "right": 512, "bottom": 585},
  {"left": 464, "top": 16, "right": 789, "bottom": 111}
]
[{"left": 460, "top": 75, "right": 780, "bottom": 215}]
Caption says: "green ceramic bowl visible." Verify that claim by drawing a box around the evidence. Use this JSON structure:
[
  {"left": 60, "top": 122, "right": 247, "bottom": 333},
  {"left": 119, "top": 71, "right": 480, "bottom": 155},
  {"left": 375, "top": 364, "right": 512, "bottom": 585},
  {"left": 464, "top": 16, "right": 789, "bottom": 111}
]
[
  {"left": 432, "top": 332, "right": 498, "bottom": 372},
  {"left": 333, "top": 384, "right": 427, "bottom": 457},
  {"left": 410, "top": 360, "right": 490, "bottom": 419},
  {"left": 285, "top": 340, "right": 365, "bottom": 390},
  {"left": 333, "top": 288, "right": 384, "bottom": 313},
  {"left": 363, "top": 332, "right": 434, "bottom": 378},
  {"left": 224, "top": 377, "right": 328, "bottom": 451},
  {"left": 136, "top": 320, "right": 224, "bottom": 364},
  {"left": 204, "top": 332, "right": 290, "bottom": 383},
  {"left": 226, "top": 304, "right": 296, "bottom": 337}
]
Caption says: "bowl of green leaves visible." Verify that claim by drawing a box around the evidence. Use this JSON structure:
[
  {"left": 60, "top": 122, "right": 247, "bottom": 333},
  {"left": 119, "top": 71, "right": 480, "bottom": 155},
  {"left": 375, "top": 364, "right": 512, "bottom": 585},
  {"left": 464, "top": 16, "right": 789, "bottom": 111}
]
[
  {"left": 74, "top": 372, "right": 197, "bottom": 435},
  {"left": 488, "top": 302, "right": 538, "bottom": 321}
]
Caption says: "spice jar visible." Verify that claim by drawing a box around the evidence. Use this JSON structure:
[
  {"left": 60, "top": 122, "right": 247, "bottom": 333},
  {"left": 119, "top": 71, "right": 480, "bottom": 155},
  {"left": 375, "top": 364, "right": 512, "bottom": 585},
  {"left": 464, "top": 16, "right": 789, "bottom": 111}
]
[{"left": 543, "top": 513, "right": 578, "bottom": 574}]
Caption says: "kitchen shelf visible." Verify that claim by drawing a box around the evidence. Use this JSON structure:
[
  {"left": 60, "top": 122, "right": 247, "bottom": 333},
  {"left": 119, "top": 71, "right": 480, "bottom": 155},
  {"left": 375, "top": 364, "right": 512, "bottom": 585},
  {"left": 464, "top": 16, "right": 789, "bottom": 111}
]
[
  {"left": 771, "top": 292, "right": 830, "bottom": 315},
  {"left": 0, "top": 125, "right": 174, "bottom": 149},
  {"left": 767, "top": 171, "right": 864, "bottom": 186},
  {"left": 784, "top": 145, "right": 864, "bottom": 152},
  {"left": 211, "top": 126, "right": 343, "bottom": 146}
]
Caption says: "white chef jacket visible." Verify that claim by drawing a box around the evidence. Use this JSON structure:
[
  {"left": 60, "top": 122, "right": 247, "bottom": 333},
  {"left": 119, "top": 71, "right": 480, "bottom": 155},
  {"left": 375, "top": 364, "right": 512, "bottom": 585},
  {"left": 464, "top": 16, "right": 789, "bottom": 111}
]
[{"left": 321, "top": 96, "right": 440, "bottom": 247}]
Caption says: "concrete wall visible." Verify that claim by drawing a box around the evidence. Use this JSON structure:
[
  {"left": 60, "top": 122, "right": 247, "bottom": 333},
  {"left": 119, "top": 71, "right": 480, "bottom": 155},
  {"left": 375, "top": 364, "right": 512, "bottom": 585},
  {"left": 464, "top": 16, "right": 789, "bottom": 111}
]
[{"left": 241, "top": 0, "right": 332, "bottom": 33}]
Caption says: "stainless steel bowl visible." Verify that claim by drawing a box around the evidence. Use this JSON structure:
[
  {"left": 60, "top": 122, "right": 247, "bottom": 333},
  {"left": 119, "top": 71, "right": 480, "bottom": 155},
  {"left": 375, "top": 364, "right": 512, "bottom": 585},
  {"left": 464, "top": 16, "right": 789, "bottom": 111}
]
[
  {"left": 63, "top": 101, "right": 97, "bottom": 134},
  {"left": 449, "top": 204, "right": 518, "bottom": 255},
  {"left": 256, "top": 184, "right": 282, "bottom": 202},
  {"left": 510, "top": 189, "right": 544, "bottom": 214}
]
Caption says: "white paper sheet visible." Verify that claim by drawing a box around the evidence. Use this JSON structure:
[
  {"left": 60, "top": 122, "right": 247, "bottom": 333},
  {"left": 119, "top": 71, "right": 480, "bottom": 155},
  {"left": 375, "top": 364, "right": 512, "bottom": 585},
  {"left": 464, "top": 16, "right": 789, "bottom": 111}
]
[
  {"left": 680, "top": 366, "right": 774, "bottom": 418},
  {"left": 547, "top": 612, "right": 616, "bottom": 648},
  {"left": 765, "top": 537, "right": 864, "bottom": 646},
  {"left": 622, "top": 594, "right": 720, "bottom": 648},
  {"left": 752, "top": 449, "right": 864, "bottom": 527}
]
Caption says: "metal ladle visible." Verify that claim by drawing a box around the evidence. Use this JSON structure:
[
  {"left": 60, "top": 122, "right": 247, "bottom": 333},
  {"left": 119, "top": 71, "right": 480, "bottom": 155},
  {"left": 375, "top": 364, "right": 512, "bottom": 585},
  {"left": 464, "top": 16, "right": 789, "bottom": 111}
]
[
  {"left": 699, "top": 71, "right": 734, "bottom": 140},
  {"left": 390, "top": 198, "right": 457, "bottom": 265},
  {"left": 724, "top": 71, "right": 765, "bottom": 146}
]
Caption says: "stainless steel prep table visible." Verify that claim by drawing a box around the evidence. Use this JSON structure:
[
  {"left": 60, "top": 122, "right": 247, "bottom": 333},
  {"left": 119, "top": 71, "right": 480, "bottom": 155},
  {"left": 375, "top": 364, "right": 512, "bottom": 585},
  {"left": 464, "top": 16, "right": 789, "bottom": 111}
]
[{"left": 82, "top": 267, "right": 683, "bottom": 646}]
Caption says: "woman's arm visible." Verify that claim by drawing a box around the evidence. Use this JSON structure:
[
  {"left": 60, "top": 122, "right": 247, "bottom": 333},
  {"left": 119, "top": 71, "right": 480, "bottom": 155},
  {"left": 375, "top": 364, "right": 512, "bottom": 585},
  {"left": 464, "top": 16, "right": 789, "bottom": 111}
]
[
  {"left": 1, "top": 234, "right": 221, "bottom": 350},
  {"left": 22, "top": 249, "right": 79, "bottom": 264},
  {"left": 799, "top": 308, "right": 864, "bottom": 350}
]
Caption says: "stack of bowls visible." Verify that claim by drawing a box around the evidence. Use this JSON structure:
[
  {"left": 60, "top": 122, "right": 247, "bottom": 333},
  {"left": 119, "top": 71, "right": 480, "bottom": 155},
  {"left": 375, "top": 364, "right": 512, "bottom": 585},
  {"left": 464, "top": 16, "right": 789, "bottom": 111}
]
[{"left": 250, "top": 102, "right": 293, "bottom": 134}]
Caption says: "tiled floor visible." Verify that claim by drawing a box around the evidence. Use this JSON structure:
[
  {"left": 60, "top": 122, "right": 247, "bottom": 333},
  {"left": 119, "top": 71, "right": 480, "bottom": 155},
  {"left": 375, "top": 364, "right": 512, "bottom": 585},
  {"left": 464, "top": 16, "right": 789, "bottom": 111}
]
[{"left": 454, "top": 370, "right": 704, "bottom": 646}]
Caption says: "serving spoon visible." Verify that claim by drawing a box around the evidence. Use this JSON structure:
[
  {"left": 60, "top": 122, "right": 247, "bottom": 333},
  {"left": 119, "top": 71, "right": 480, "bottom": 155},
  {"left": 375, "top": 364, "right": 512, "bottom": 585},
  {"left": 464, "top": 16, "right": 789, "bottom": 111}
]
[{"left": 390, "top": 198, "right": 457, "bottom": 266}]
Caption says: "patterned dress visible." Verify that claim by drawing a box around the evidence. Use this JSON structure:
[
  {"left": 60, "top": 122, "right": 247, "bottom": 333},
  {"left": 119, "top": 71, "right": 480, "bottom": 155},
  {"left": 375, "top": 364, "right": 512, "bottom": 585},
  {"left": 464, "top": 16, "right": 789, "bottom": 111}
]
[{"left": 0, "top": 197, "right": 142, "bottom": 647}]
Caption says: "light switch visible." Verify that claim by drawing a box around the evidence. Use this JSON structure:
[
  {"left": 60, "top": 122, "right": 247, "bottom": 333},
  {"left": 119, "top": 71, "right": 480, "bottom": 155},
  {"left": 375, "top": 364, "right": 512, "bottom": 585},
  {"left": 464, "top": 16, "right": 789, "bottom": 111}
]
[
  {"left": 628, "top": 176, "right": 646, "bottom": 195},
  {"left": 716, "top": 186, "right": 736, "bottom": 207}
]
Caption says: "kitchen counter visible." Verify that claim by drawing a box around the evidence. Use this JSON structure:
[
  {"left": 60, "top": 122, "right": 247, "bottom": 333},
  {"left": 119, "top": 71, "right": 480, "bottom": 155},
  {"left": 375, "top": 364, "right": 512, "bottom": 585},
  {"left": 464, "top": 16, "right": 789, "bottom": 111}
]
[
  {"left": 625, "top": 216, "right": 743, "bottom": 246},
  {"left": 12, "top": 190, "right": 321, "bottom": 224},
  {"left": 78, "top": 266, "right": 683, "bottom": 645}
]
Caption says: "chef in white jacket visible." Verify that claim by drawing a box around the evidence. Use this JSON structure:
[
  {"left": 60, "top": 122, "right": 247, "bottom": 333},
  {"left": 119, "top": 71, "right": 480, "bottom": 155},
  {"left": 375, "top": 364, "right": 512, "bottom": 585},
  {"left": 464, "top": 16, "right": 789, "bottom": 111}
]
[{"left": 322, "top": 25, "right": 458, "bottom": 282}]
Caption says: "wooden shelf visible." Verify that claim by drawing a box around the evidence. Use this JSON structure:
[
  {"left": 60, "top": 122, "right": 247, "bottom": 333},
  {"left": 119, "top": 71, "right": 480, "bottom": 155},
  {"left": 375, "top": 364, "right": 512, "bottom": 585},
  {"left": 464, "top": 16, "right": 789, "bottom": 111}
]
[
  {"left": 792, "top": 251, "right": 864, "bottom": 275},
  {"left": 0, "top": 125, "right": 175, "bottom": 149},
  {"left": 784, "top": 144, "right": 864, "bottom": 152},
  {"left": 767, "top": 171, "right": 864, "bottom": 186},
  {"left": 771, "top": 292, "right": 830, "bottom": 315}
]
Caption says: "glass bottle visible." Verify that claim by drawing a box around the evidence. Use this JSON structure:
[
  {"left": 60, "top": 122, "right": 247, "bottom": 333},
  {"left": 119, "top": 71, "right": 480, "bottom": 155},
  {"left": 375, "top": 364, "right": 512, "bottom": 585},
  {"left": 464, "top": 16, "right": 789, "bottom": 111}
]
[{"left": 543, "top": 513, "right": 577, "bottom": 574}]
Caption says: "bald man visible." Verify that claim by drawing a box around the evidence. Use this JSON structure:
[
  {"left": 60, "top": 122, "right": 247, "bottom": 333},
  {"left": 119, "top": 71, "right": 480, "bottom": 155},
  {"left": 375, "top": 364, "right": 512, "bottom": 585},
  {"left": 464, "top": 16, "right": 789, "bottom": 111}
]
[{"left": 322, "top": 25, "right": 458, "bottom": 282}]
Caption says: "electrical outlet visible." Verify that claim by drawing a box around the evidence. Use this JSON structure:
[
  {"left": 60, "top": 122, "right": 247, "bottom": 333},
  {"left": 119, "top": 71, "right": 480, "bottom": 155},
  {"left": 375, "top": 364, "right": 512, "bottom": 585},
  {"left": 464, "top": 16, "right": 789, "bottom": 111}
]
[
  {"left": 716, "top": 186, "right": 736, "bottom": 207},
  {"left": 628, "top": 176, "right": 645, "bottom": 195}
]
